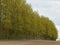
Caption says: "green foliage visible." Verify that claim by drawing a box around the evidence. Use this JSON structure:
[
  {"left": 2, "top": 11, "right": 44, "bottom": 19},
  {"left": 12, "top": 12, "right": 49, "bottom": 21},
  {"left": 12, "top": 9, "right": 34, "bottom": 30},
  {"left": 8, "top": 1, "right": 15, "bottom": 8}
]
[{"left": 0, "top": 0, "right": 58, "bottom": 40}]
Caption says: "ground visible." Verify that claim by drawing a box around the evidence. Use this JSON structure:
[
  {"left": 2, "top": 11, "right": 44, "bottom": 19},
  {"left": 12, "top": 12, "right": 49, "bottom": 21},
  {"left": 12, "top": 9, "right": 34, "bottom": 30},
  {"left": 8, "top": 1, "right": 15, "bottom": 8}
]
[{"left": 0, "top": 40, "right": 60, "bottom": 45}]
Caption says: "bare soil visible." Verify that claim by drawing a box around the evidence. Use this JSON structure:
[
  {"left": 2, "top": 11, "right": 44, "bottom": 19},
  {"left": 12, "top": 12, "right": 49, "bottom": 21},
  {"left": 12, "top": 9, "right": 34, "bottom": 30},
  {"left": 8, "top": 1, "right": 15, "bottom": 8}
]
[{"left": 0, "top": 40, "right": 60, "bottom": 45}]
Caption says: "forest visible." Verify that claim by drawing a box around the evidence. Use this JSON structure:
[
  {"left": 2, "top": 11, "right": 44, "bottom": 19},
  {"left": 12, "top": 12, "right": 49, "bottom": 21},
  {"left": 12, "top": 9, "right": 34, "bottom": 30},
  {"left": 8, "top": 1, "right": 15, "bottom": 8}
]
[{"left": 0, "top": 0, "right": 58, "bottom": 40}]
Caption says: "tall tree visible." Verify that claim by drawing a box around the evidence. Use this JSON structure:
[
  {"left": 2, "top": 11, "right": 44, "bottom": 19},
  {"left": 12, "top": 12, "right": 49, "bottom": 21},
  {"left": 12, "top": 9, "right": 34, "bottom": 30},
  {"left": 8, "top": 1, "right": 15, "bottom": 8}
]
[{"left": 0, "top": 0, "right": 58, "bottom": 40}]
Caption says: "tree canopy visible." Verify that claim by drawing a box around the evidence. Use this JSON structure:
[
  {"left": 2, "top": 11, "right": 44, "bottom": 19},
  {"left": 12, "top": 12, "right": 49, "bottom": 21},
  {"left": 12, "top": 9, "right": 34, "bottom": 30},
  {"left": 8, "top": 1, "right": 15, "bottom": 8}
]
[{"left": 0, "top": 0, "right": 58, "bottom": 40}]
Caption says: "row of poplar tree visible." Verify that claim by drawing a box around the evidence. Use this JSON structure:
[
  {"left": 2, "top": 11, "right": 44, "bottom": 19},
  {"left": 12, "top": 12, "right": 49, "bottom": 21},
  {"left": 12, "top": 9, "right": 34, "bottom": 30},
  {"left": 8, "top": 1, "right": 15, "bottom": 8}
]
[{"left": 0, "top": 0, "right": 57, "bottom": 40}]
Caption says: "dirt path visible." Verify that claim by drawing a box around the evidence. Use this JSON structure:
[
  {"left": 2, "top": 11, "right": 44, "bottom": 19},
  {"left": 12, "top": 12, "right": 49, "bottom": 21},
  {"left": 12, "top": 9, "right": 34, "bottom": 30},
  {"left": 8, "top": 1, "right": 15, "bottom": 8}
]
[{"left": 0, "top": 40, "right": 60, "bottom": 45}]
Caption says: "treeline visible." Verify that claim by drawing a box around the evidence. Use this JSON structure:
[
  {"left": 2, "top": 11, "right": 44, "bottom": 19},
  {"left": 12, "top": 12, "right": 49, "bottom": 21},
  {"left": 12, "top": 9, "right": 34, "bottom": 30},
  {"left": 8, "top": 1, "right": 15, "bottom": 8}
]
[{"left": 0, "top": 0, "right": 57, "bottom": 40}]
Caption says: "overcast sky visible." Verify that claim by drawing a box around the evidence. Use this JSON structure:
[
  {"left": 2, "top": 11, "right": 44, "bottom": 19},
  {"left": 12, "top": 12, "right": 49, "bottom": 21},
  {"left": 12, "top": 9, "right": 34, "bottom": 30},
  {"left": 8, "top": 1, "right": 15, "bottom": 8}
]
[{"left": 26, "top": 0, "right": 60, "bottom": 40}]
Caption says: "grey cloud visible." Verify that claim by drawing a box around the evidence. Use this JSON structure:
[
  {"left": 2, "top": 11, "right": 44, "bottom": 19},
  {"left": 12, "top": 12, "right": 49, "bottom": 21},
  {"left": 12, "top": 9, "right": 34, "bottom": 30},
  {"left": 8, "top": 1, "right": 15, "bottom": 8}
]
[
  {"left": 27, "top": 0, "right": 60, "bottom": 25},
  {"left": 33, "top": 0, "right": 60, "bottom": 1}
]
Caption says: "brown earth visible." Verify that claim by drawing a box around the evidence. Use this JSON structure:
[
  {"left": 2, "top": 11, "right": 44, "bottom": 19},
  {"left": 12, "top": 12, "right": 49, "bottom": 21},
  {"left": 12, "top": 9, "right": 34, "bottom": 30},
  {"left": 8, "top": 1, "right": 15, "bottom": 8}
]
[{"left": 0, "top": 40, "right": 60, "bottom": 45}]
